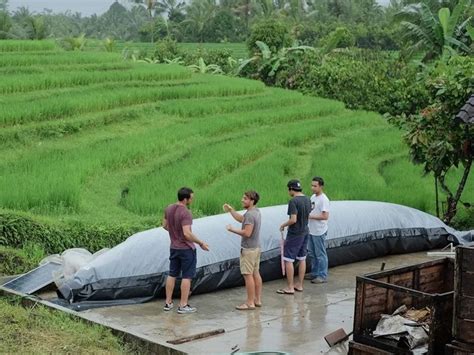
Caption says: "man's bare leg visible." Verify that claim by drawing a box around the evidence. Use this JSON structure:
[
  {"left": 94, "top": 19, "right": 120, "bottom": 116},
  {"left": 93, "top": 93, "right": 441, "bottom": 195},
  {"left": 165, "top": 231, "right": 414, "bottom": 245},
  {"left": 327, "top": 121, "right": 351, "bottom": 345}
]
[
  {"left": 243, "top": 274, "right": 256, "bottom": 307},
  {"left": 285, "top": 261, "right": 295, "bottom": 291},
  {"left": 294, "top": 259, "right": 306, "bottom": 291},
  {"left": 180, "top": 278, "right": 192, "bottom": 306},
  {"left": 165, "top": 276, "right": 175, "bottom": 304},
  {"left": 254, "top": 271, "right": 262, "bottom": 305}
]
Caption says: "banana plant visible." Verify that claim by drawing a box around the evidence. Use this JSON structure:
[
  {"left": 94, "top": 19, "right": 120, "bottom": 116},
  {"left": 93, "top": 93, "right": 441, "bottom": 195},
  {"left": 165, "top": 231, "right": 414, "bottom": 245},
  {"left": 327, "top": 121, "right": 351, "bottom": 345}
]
[
  {"left": 237, "top": 40, "right": 315, "bottom": 79},
  {"left": 164, "top": 57, "right": 185, "bottom": 65},
  {"left": 395, "top": 0, "right": 472, "bottom": 62},
  {"left": 187, "top": 57, "right": 223, "bottom": 74}
]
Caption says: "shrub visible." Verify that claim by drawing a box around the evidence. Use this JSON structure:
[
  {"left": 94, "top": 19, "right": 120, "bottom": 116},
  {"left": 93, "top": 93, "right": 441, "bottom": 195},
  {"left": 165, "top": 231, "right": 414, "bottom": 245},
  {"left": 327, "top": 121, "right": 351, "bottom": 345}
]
[
  {"left": 320, "top": 26, "right": 355, "bottom": 52},
  {"left": 388, "top": 55, "right": 474, "bottom": 224},
  {"left": 274, "top": 48, "right": 428, "bottom": 116},
  {"left": 292, "top": 23, "right": 321, "bottom": 46},
  {"left": 0, "top": 246, "right": 41, "bottom": 276},
  {"left": 247, "top": 18, "right": 291, "bottom": 55},
  {"left": 0, "top": 211, "right": 141, "bottom": 255},
  {"left": 153, "top": 37, "right": 180, "bottom": 62},
  {"left": 183, "top": 47, "right": 234, "bottom": 73},
  {"left": 354, "top": 25, "right": 400, "bottom": 51},
  {"left": 0, "top": 11, "right": 12, "bottom": 39}
]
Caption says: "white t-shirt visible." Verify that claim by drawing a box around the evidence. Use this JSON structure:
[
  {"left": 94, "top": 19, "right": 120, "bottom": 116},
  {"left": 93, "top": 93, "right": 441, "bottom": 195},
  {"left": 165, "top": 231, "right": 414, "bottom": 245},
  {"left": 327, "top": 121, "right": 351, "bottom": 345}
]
[{"left": 309, "top": 193, "right": 330, "bottom": 236}]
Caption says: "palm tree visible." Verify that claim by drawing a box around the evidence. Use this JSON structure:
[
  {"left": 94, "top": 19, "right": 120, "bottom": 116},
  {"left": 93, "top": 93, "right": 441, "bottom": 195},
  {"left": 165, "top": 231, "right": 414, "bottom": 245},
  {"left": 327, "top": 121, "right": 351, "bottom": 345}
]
[
  {"left": 133, "top": 0, "right": 162, "bottom": 42},
  {"left": 232, "top": 0, "right": 252, "bottom": 34},
  {"left": 157, "top": 0, "right": 185, "bottom": 19},
  {"left": 253, "top": 0, "right": 281, "bottom": 18},
  {"left": 183, "top": 0, "right": 216, "bottom": 42},
  {"left": 395, "top": 0, "right": 472, "bottom": 61},
  {"left": 0, "top": 0, "right": 8, "bottom": 12},
  {"left": 281, "top": 0, "right": 306, "bottom": 22}
]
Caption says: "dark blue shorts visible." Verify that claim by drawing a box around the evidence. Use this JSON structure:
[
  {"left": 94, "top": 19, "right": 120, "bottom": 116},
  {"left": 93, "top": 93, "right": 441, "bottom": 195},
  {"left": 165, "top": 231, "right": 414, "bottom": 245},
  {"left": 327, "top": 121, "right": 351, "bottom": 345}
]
[
  {"left": 283, "top": 235, "right": 309, "bottom": 262},
  {"left": 169, "top": 248, "right": 197, "bottom": 279}
]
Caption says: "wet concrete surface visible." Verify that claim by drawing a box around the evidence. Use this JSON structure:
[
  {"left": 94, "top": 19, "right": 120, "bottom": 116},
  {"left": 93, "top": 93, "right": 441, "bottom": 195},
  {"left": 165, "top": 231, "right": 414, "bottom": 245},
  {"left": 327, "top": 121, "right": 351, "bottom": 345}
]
[{"left": 48, "top": 252, "right": 436, "bottom": 354}]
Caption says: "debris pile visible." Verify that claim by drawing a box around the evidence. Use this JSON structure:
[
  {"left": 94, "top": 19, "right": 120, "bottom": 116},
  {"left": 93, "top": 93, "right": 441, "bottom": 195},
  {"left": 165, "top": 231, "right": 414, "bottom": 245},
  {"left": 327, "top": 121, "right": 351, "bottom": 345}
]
[{"left": 372, "top": 305, "right": 431, "bottom": 354}]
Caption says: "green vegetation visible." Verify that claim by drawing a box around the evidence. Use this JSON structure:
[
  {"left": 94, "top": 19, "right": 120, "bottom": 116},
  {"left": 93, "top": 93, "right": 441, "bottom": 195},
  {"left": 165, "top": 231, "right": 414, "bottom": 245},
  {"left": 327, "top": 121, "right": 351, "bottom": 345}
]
[
  {"left": 0, "top": 297, "right": 131, "bottom": 354},
  {"left": 178, "top": 42, "right": 248, "bottom": 58},
  {"left": 0, "top": 39, "right": 56, "bottom": 51},
  {"left": 0, "top": 44, "right": 472, "bottom": 259}
]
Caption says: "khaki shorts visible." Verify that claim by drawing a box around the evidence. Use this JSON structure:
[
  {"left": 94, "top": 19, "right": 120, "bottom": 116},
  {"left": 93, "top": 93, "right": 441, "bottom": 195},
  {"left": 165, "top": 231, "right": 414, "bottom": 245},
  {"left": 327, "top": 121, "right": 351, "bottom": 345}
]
[{"left": 240, "top": 248, "right": 261, "bottom": 275}]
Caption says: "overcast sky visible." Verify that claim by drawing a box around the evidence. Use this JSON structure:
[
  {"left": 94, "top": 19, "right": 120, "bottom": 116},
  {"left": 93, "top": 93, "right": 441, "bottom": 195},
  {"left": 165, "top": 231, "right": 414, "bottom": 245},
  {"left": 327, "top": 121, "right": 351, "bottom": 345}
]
[
  {"left": 8, "top": 0, "right": 118, "bottom": 15},
  {"left": 7, "top": 0, "right": 389, "bottom": 16}
]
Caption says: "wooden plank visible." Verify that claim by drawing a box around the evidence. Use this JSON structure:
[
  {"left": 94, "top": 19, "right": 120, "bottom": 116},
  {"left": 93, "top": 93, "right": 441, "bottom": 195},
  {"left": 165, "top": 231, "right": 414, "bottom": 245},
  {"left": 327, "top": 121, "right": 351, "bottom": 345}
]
[
  {"left": 349, "top": 341, "right": 393, "bottom": 355},
  {"left": 419, "top": 265, "right": 446, "bottom": 284},
  {"left": 364, "top": 286, "right": 387, "bottom": 298},
  {"left": 459, "top": 271, "right": 474, "bottom": 296},
  {"left": 353, "top": 278, "right": 365, "bottom": 335},
  {"left": 389, "top": 273, "right": 415, "bottom": 289},
  {"left": 445, "top": 343, "right": 474, "bottom": 355},
  {"left": 166, "top": 329, "right": 225, "bottom": 345},
  {"left": 452, "top": 340, "right": 474, "bottom": 351},
  {"left": 455, "top": 318, "right": 474, "bottom": 344},
  {"left": 460, "top": 247, "right": 474, "bottom": 272},
  {"left": 420, "top": 280, "right": 447, "bottom": 294},
  {"left": 363, "top": 294, "right": 387, "bottom": 307},
  {"left": 363, "top": 303, "right": 387, "bottom": 316},
  {"left": 457, "top": 296, "right": 474, "bottom": 319},
  {"left": 363, "top": 258, "right": 448, "bottom": 280},
  {"left": 359, "top": 277, "right": 435, "bottom": 298}
]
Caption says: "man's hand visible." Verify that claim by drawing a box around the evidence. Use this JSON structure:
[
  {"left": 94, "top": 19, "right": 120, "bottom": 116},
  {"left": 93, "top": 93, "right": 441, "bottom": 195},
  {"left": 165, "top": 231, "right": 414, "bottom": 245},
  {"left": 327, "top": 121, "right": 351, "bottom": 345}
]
[
  {"left": 199, "top": 241, "right": 210, "bottom": 251},
  {"left": 279, "top": 224, "right": 286, "bottom": 232},
  {"left": 226, "top": 224, "right": 233, "bottom": 232},
  {"left": 223, "top": 203, "right": 233, "bottom": 213}
]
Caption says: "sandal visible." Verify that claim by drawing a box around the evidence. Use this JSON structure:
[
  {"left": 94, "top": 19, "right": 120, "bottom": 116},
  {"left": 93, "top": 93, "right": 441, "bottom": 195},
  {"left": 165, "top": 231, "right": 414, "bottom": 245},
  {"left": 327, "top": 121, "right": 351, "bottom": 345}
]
[
  {"left": 294, "top": 287, "right": 303, "bottom": 292},
  {"left": 236, "top": 303, "right": 255, "bottom": 310},
  {"left": 255, "top": 303, "right": 262, "bottom": 307},
  {"left": 276, "top": 289, "right": 294, "bottom": 295}
]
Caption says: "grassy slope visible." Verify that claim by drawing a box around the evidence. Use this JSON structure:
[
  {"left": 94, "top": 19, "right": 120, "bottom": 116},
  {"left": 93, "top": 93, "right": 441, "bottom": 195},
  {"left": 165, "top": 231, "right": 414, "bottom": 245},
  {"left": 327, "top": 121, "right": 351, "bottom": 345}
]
[
  {"left": 0, "top": 42, "right": 472, "bottom": 232},
  {"left": 0, "top": 297, "right": 131, "bottom": 354},
  {"left": 83, "top": 39, "right": 249, "bottom": 58}
]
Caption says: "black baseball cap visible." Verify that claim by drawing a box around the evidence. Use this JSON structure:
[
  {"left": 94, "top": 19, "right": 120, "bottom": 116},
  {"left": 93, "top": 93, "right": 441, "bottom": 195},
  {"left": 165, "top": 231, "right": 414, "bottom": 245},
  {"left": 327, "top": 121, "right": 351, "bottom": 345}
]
[{"left": 287, "top": 179, "right": 302, "bottom": 191}]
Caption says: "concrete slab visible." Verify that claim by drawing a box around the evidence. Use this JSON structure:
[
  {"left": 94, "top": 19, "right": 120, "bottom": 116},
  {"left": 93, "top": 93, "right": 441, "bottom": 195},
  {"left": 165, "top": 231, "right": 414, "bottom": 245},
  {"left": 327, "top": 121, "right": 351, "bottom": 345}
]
[{"left": 8, "top": 252, "right": 439, "bottom": 354}]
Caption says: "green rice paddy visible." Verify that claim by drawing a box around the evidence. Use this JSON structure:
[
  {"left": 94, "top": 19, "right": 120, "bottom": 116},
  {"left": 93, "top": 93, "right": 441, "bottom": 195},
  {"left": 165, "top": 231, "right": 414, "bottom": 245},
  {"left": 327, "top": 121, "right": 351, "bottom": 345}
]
[{"left": 0, "top": 40, "right": 472, "bottom": 230}]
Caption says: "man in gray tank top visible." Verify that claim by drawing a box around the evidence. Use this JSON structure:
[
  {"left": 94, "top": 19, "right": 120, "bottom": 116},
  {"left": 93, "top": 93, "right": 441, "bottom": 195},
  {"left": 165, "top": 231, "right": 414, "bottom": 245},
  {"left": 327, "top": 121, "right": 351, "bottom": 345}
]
[{"left": 224, "top": 190, "right": 262, "bottom": 310}]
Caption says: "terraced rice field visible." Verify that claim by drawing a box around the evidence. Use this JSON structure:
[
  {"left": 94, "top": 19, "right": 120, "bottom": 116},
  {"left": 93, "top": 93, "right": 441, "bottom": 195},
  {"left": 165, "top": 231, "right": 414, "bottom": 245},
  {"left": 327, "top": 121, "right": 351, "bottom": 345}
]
[
  {"left": 0, "top": 40, "right": 472, "bottom": 230},
  {"left": 83, "top": 40, "right": 249, "bottom": 59}
]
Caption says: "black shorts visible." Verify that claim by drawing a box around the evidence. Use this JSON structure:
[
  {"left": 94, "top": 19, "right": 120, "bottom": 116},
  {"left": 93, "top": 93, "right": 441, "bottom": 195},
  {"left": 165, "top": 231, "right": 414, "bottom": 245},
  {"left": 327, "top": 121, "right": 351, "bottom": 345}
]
[
  {"left": 169, "top": 248, "right": 197, "bottom": 279},
  {"left": 283, "top": 235, "right": 309, "bottom": 262}
]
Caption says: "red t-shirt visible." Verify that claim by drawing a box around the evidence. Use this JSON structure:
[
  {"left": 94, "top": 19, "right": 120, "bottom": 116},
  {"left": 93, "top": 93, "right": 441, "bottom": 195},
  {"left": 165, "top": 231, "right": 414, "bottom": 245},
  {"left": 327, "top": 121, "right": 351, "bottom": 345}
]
[{"left": 165, "top": 204, "right": 195, "bottom": 249}]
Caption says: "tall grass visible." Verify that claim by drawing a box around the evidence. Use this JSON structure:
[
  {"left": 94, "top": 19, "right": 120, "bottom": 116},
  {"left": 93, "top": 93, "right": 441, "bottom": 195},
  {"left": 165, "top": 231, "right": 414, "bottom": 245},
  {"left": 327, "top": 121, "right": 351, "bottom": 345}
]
[
  {"left": 0, "top": 51, "right": 122, "bottom": 67},
  {"left": 1, "top": 44, "right": 471, "bottom": 229},
  {"left": 0, "top": 62, "right": 133, "bottom": 75},
  {"left": 0, "top": 76, "right": 264, "bottom": 126},
  {"left": 0, "top": 64, "right": 191, "bottom": 94},
  {"left": 178, "top": 42, "right": 248, "bottom": 59},
  {"left": 0, "top": 40, "right": 57, "bottom": 52}
]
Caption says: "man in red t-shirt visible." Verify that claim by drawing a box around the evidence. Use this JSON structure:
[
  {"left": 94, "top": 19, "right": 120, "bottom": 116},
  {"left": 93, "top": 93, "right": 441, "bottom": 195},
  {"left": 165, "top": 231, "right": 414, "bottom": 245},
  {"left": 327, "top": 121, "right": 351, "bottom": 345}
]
[{"left": 162, "top": 187, "right": 209, "bottom": 314}]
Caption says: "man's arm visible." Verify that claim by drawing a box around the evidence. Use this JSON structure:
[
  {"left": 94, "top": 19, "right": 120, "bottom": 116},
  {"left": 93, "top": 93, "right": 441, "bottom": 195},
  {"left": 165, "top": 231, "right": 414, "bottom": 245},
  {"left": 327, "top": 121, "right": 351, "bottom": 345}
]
[
  {"left": 183, "top": 225, "right": 209, "bottom": 251},
  {"left": 162, "top": 216, "right": 169, "bottom": 231},
  {"left": 223, "top": 204, "right": 244, "bottom": 223},
  {"left": 227, "top": 223, "right": 254, "bottom": 238},
  {"left": 309, "top": 211, "right": 329, "bottom": 221},
  {"left": 280, "top": 214, "right": 297, "bottom": 231}
]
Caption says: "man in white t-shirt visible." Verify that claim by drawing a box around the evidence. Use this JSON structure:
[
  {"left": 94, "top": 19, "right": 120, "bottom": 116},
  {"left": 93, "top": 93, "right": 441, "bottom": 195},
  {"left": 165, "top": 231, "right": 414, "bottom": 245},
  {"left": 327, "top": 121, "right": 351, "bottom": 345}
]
[{"left": 306, "top": 176, "right": 330, "bottom": 284}]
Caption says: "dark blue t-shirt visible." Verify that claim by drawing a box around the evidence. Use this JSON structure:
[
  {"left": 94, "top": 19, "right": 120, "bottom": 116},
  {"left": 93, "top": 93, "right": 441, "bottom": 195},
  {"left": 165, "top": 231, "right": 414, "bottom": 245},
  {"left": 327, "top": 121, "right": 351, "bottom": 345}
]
[{"left": 287, "top": 195, "right": 311, "bottom": 238}]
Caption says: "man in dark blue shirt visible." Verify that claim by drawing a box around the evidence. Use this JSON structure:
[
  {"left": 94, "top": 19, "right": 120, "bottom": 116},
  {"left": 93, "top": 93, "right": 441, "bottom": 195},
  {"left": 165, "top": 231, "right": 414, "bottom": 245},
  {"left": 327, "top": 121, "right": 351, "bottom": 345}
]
[{"left": 277, "top": 179, "right": 311, "bottom": 294}]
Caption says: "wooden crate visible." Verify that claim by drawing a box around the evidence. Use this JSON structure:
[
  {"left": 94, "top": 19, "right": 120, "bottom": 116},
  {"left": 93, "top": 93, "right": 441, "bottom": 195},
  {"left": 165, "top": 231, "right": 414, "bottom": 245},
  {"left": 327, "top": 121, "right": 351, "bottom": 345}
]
[
  {"left": 353, "top": 258, "right": 454, "bottom": 354},
  {"left": 446, "top": 340, "right": 474, "bottom": 355},
  {"left": 454, "top": 246, "right": 474, "bottom": 344},
  {"left": 349, "top": 340, "right": 393, "bottom": 355}
]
